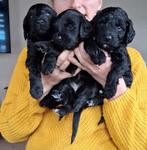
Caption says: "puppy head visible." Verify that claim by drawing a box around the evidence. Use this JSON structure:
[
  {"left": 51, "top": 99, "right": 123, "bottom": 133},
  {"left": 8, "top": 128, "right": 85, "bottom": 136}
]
[
  {"left": 52, "top": 9, "right": 92, "bottom": 50},
  {"left": 23, "top": 3, "right": 57, "bottom": 40},
  {"left": 92, "top": 7, "right": 135, "bottom": 50}
]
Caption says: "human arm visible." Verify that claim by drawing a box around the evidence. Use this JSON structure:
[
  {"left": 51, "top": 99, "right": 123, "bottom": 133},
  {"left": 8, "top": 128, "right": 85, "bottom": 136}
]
[
  {"left": 40, "top": 50, "right": 81, "bottom": 100},
  {"left": 0, "top": 48, "right": 46, "bottom": 142},
  {"left": 0, "top": 48, "right": 78, "bottom": 143},
  {"left": 68, "top": 42, "right": 127, "bottom": 98},
  {"left": 103, "top": 48, "right": 147, "bottom": 149},
  {"left": 68, "top": 44, "right": 147, "bottom": 149}
]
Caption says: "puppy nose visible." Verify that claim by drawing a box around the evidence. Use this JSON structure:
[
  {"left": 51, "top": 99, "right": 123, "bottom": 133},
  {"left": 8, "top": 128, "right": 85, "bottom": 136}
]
[
  {"left": 54, "top": 33, "right": 62, "bottom": 41},
  {"left": 105, "top": 35, "right": 112, "bottom": 41}
]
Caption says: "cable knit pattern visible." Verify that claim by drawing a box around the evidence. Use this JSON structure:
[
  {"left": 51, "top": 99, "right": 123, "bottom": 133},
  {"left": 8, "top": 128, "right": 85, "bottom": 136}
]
[{"left": 0, "top": 47, "right": 147, "bottom": 150}]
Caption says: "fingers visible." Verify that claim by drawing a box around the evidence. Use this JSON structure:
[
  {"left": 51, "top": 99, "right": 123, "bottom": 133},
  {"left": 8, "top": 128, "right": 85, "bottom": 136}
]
[
  {"left": 56, "top": 50, "right": 72, "bottom": 66},
  {"left": 74, "top": 44, "right": 93, "bottom": 67},
  {"left": 68, "top": 52, "right": 84, "bottom": 70},
  {"left": 56, "top": 50, "right": 75, "bottom": 72},
  {"left": 59, "top": 60, "right": 70, "bottom": 71},
  {"left": 58, "top": 67, "right": 81, "bottom": 79},
  {"left": 73, "top": 68, "right": 81, "bottom": 76},
  {"left": 52, "top": 67, "right": 73, "bottom": 80},
  {"left": 78, "top": 42, "right": 92, "bottom": 63},
  {"left": 60, "top": 71, "right": 73, "bottom": 79}
]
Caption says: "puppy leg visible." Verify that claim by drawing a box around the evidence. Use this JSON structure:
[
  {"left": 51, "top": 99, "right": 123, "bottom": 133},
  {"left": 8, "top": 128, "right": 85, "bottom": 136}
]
[
  {"left": 26, "top": 41, "right": 43, "bottom": 76},
  {"left": 29, "top": 72, "right": 43, "bottom": 99},
  {"left": 104, "top": 49, "right": 129, "bottom": 99},
  {"left": 42, "top": 50, "right": 60, "bottom": 75},
  {"left": 84, "top": 39, "right": 106, "bottom": 65},
  {"left": 33, "top": 41, "right": 51, "bottom": 54},
  {"left": 26, "top": 43, "right": 44, "bottom": 99},
  {"left": 123, "top": 70, "right": 133, "bottom": 87},
  {"left": 123, "top": 55, "right": 133, "bottom": 87},
  {"left": 39, "top": 94, "right": 60, "bottom": 108},
  {"left": 51, "top": 82, "right": 75, "bottom": 116},
  {"left": 86, "top": 83, "right": 104, "bottom": 107},
  {"left": 54, "top": 105, "right": 73, "bottom": 117},
  {"left": 74, "top": 85, "right": 95, "bottom": 112},
  {"left": 34, "top": 41, "right": 60, "bottom": 75}
]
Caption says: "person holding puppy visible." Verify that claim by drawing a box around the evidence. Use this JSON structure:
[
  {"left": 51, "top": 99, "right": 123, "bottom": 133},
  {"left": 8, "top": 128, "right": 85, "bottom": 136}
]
[{"left": 0, "top": 0, "right": 147, "bottom": 150}]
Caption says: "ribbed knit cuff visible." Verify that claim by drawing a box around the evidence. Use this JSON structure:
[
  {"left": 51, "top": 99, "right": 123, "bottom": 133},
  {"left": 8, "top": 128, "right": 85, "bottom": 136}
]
[
  {"left": 104, "top": 88, "right": 136, "bottom": 107},
  {"left": 102, "top": 88, "right": 147, "bottom": 149},
  {"left": 103, "top": 88, "right": 137, "bottom": 120}
]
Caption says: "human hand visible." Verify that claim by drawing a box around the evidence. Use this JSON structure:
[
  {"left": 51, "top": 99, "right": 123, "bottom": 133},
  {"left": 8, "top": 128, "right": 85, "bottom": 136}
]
[
  {"left": 41, "top": 50, "right": 81, "bottom": 97},
  {"left": 68, "top": 42, "right": 127, "bottom": 100},
  {"left": 68, "top": 42, "right": 111, "bottom": 87}
]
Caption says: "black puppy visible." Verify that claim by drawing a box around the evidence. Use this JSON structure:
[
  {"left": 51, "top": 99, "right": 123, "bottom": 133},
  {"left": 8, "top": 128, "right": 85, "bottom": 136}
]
[
  {"left": 39, "top": 9, "right": 104, "bottom": 143},
  {"left": 40, "top": 9, "right": 92, "bottom": 75},
  {"left": 39, "top": 9, "right": 93, "bottom": 110},
  {"left": 41, "top": 72, "right": 104, "bottom": 143},
  {"left": 23, "top": 3, "right": 57, "bottom": 99},
  {"left": 85, "top": 7, "right": 135, "bottom": 99}
]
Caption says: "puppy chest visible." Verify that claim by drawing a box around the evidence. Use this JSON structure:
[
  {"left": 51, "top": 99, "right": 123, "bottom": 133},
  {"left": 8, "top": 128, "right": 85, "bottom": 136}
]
[{"left": 69, "top": 81, "right": 80, "bottom": 92}]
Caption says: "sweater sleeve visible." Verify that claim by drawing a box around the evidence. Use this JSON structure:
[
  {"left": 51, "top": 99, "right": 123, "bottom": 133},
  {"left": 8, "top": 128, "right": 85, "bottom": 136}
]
[
  {"left": 0, "top": 48, "right": 46, "bottom": 143},
  {"left": 103, "top": 48, "right": 147, "bottom": 149}
]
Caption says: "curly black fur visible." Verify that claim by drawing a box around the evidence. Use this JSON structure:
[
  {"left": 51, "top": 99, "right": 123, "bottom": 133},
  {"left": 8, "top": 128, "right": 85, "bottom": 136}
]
[
  {"left": 23, "top": 3, "right": 57, "bottom": 99},
  {"left": 85, "top": 7, "right": 135, "bottom": 99},
  {"left": 39, "top": 9, "right": 104, "bottom": 143}
]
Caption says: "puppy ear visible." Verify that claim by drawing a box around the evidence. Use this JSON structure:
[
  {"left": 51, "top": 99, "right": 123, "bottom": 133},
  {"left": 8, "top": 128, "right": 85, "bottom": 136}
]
[
  {"left": 90, "top": 11, "right": 101, "bottom": 36},
  {"left": 80, "top": 17, "right": 92, "bottom": 39},
  {"left": 91, "top": 11, "right": 101, "bottom": 25},
  {"left": 124, "top": 19, "right": 135, "bottom": 44},
  {"left": 23, "top": 14, "right": 30, "bottom": 40}
]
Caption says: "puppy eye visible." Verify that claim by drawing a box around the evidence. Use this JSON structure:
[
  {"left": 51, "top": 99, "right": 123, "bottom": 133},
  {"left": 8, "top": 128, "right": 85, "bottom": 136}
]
[
  {"left": 116, "top": 23, "right": 123, "bottom": 31},
  {"left": 117, "top": 26, "right": 123, "bottom": 31},
  {"left": 66, "top": 24, "right": 74, "bottom": 30}
]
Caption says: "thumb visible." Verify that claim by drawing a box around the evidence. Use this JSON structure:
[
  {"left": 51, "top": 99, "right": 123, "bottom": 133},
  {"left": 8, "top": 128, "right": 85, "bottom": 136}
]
[{"left": 61, "top": 71, "right": 73, "bottom": 79}]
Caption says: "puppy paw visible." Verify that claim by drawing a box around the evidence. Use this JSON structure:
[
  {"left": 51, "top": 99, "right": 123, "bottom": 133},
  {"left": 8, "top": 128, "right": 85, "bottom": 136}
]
[
  {"left": 104, "top": 87, "right": 116, "bottom": 99},
  {"left": 53, "top": 108, "right": 60, "bottom": 115},
  {"left": 86, "top": 99, "right": 95, "bottom": 107},
  {"left": 30, "top": 85, "right": 43, "bottom": 99},
  {"left": 34, "top": 41, "right": 49, "bottom": 53},
  {"left": 39, "top": 99, "right": 48, "bottom": 107},
  {"left": 93, "top": 52, "right": 106, "bottom": 65},
  {"left": 53, "top": 109, "right": 65, "bottom": 116},
  {"left": 124, "top": 77, "right": 133, "bottom": 87},
  {"left": 54, "top": 108, "right": 69, "bottom": 117}
]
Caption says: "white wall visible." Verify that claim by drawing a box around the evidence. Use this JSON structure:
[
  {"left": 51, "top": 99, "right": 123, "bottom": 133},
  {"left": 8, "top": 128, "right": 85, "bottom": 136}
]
[{"left": 0, "top": 0, "right": 147, "bottom": 101}]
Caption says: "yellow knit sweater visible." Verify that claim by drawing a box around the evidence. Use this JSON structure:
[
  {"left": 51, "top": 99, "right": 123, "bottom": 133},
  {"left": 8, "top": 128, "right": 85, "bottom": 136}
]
[{"left": 0, "top": 47, "right": 147, "bottom": 150}]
